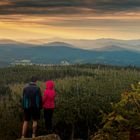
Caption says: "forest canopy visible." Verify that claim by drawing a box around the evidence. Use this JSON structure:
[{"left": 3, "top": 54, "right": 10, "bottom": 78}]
[{"left": 0, "top": 64, "right": 140, "bottom": 140}]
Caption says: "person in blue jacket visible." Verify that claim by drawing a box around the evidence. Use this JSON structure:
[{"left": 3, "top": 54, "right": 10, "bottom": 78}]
[{"left": 21, "top": 76, "right": 42, "bottom": 138}]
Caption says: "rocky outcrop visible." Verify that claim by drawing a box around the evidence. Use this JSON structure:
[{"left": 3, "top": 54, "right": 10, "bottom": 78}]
[{"left": 17, "top": 134, "right": 61, "bottom": 140}]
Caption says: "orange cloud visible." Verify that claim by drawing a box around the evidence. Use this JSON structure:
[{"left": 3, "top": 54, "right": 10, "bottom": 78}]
[{"left": 0, "top": 1, "right": 13, "bottom": 6}]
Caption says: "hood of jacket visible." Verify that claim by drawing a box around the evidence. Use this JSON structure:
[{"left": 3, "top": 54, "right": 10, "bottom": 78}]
[{"left": 46, "top": 80, "right": 55, "bottom": 90}]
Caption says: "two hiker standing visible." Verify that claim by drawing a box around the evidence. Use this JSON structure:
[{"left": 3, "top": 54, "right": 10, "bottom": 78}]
[{"left": 21, "top": 77, "right": 56, "bottom": 138}]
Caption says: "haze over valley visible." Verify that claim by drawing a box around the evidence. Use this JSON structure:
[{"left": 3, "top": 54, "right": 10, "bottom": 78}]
[{"left": 0, "top": 38, "right": 140, "bottom": 67}]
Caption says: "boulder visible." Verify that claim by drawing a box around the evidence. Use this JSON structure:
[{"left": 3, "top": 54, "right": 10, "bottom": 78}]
[{"left": 17, "top": 134, "right": 61, "bottom": 140}]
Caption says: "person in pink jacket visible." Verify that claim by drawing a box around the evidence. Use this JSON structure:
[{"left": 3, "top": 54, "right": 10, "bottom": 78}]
[{"left": 42, "top": 80, "right": 56, "bottom": 133}]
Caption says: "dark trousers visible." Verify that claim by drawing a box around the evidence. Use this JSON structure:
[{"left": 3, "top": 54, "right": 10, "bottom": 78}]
[{"left": 44, "top": 108, "right": 54, "bottom": 133}]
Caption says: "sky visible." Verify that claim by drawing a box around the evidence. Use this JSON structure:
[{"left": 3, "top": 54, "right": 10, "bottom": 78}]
[{"left": 0, "top": 0, "right": 140, "bottom": 42}]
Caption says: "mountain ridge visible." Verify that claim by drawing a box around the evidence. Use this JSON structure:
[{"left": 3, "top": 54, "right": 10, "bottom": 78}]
[
  {"left": 1, "top": 38, "right": 140, "bottom": 51},
  {"left": 0, "top": 41, "right": 140, "bottom": 67}
]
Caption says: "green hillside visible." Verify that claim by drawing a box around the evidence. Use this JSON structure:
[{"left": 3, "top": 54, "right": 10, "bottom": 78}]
[{"left": 0, "top": 64, "right": 140, "bottom": 140}]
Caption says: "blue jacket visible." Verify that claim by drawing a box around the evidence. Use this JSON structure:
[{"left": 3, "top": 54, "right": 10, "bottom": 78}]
[{"left": 22, "top": 82, "right": 42, "bottom": 109}]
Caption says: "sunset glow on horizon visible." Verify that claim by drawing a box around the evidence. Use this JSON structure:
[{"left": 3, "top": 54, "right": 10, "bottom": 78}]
[{"left": 0, "top": 0, "right": 140, "bottom": 42}]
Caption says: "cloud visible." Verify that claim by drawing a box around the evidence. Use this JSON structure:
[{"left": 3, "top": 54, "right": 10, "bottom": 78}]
[{"left": 0, "top": 0, "right": 140, "bottom": 15}]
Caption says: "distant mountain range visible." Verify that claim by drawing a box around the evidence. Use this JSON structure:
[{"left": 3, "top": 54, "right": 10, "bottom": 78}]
[
  {"left": 26, "top": 38, "right": 140, "bottom": 51},
  {"left": 0, "top": 39, "right": 140, "bottom": 67}
]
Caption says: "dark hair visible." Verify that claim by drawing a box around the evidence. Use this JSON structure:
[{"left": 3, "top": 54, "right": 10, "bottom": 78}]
[{"left": 30, "top": 76, "right": 38, "bottom": 82}]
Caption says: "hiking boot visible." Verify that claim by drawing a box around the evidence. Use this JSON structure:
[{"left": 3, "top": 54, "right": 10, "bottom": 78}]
[
  {"left": 21, "top": 136, "right": 25, "bottom": 139},
  {"left": 32, "top": 133, "right": 36, "bottom": 138}
]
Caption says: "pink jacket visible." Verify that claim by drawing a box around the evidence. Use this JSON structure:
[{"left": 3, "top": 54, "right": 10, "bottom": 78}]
[{"left": 42, "top": 81, "right": 56, "bottom": 109}]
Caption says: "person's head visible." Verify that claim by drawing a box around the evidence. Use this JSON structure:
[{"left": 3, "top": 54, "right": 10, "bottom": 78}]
[
  {"left": 46, "top": 80, "right": 55, "bottom": 90},
  {"left": 30, "top": 76, "right": 38, "bottom": 83}
]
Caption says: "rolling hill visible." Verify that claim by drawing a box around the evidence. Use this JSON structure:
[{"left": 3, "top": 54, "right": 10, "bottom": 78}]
[
  {"left": 0, "top": 40, "right": 140, "bottom": 67},
  {"left": 27, "top": 38, "right": 140, "bottom": 51}
]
